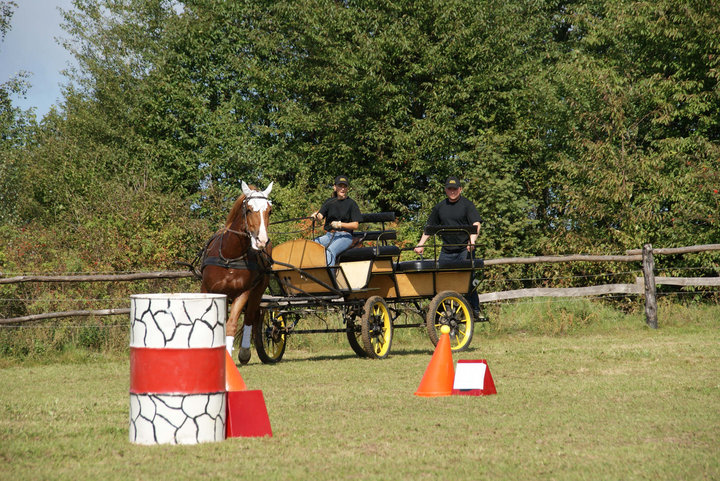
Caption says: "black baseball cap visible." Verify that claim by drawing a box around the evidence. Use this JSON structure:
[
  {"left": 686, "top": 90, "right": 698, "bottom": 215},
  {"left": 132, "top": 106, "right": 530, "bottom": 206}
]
[
  {"left": 445, "top": 176, "right": 462, "bottom": 189},
  {"left": 334, "top": 175, "right": 350, "bottom": 186}
]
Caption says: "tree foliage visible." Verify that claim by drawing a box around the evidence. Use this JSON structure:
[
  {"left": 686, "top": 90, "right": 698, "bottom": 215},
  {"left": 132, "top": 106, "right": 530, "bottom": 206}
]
[
  {"left": 1, "top": 0, "right": 718, "bottom": 276},
  {"left": 548, "top": 0, "right": 720, "bottom": 253}
]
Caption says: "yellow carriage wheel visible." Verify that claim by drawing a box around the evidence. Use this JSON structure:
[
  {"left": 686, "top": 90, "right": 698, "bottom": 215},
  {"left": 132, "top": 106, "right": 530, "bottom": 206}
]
[
  {"left": 254, "top": 309, "right": 286, "bottom": 364},
  {"left": 426, "top": 291, "right": 474, "bottom": 352},
  {"left": 361, "top": 296, "right": 393, "bottom": 359}
]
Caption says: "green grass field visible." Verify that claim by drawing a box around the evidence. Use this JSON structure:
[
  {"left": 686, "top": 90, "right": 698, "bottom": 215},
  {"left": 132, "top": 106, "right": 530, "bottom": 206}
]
[{"left": 1, "top": 301, "right": 718, "bottom": 480}]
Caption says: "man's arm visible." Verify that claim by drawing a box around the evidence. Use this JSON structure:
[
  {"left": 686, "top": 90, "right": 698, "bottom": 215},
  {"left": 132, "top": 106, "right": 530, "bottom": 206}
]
[
  {"left": 467, "top": 221, "right": 480, "bottom": 251},
  {"left": 331, "top": 220, "right": 359, "bottom": 230},
  {"left": 414, "top": 233, "right": 432, "bottom": 254}
]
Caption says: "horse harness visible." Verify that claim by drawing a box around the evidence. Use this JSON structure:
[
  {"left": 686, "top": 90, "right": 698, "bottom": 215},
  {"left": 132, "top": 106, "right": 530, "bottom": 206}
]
[{"left": 201, "top": 233, "right": 270, "bottom": 270}]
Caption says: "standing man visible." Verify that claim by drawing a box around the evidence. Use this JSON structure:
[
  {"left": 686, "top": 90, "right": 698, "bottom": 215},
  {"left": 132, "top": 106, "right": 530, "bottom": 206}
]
[
  {"left": 311, "top": 175, "right": 362, "bottom": 265},
  {"left": 414, "top": 176, "right": 482, "bottom": 315}
]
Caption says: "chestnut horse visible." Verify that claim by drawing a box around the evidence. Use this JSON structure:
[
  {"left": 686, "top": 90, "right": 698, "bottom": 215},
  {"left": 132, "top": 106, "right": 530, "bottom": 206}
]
[{"left": 200, "top": 181, "right": 274, "bottom": 364}]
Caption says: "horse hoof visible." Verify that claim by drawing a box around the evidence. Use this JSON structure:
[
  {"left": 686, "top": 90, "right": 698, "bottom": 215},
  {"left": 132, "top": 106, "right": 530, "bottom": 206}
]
[{"left": 238, "top": 347, "right": 251, "bottom": 365}]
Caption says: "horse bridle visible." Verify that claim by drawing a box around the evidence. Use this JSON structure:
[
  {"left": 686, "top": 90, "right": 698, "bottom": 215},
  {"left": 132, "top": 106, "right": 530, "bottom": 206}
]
[
  {"left": 192, "top": 190, "right": 274, "bottom": 280},
  {"left": 241, "top": 194, "right": 271, "bottom": 244},
  {"left": 216, "top": 194, "right": 272, "bottom": 261}
]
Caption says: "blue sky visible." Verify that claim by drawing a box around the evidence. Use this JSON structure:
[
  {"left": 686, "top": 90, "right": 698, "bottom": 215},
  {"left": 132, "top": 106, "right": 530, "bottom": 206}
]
[{"left": 0, "top": 0, "right": 76, "bottom": 118}]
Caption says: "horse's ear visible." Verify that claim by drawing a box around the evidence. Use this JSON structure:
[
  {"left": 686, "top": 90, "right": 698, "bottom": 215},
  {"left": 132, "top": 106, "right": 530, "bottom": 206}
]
[
  {"left": 263, "top": 182, "right": 274, "bottom": 197},
  {"left": 241, "top": 181, "right": 252, "bottom": 196}
]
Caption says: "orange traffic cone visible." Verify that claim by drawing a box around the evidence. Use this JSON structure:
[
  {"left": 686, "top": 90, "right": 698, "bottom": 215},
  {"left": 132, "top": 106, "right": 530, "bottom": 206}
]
[
  {"left": 225, "top": 349, "right": 247, "bottom": 392},
  {"left": 415, "top": 325, "right": 455, "bottom": 397}
]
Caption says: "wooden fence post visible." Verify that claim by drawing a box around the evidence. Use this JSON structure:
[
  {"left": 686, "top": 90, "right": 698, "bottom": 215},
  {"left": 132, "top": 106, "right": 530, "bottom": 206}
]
[{"left": 642, "top": 244, "right": 658, "bottom": 329}]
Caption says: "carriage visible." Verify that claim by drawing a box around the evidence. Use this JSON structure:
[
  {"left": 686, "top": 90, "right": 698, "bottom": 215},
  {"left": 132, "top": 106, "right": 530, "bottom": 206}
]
[
  {"left": 195, "top": 183, "right": 485, "bottom": 365},
  {"left": 252, "top": 212, "right": 485, "bottom": 363}
]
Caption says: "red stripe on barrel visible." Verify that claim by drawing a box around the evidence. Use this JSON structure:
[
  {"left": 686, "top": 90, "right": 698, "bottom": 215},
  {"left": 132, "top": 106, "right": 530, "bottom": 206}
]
[{"left": 130, "top": 347, "right": 226, "bottom": 394}]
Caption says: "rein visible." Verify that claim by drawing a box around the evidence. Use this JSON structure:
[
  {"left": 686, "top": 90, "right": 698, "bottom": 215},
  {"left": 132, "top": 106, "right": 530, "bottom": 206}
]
[{"left": 223, "top": 226, "right": 250, "bottom": 239}]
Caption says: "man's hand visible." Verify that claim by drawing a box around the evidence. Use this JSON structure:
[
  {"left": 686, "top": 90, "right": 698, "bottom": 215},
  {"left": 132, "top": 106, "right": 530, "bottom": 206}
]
[
  {"left": 331, "top": 220, "right": 342, "bottom": 230},
  {"left": 468, "top": 229, "right": 478, "bottom": 252},
  {"left": 414, "top": 245, "right": 424, "bottom": 255}
]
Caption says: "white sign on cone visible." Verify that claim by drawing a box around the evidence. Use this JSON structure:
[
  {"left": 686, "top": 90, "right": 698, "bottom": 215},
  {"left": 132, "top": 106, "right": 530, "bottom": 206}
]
[{"left": 452, "top": 359, "right": 497, "bottom": 396}]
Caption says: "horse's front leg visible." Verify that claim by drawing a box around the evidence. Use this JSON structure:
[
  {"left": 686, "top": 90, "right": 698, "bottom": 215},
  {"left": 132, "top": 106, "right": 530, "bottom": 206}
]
[{"left": 227, "top": 291, "right": 250, "bottom": 360}]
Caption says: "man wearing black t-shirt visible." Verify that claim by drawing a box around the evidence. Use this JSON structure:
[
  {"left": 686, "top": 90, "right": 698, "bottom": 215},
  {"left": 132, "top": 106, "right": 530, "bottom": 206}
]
[
  {"left": 414, "top": 176, "right": 482, "bottom": 314},
  {"left": 311, "top": 175, "right": 363, "bottom": 265}
]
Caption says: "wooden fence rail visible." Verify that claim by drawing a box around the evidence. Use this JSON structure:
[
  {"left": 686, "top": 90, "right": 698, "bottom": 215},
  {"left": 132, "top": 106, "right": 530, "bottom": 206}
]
[
  {"left": 483, "top": 254, "right": 642, "bottom": 265},
  {"left": 0, "top": 270, "right": 195, "bottom": 285},
  {"left": 1, "top": 243, "right": 718, "bottom": 327},
  {"left": 3, "top": 308, "right": 132, "bottom": 324},
  {"left": 476, "top": 282, "right": 644, "bottom": 303},
  {"left": 625, "top": 244, "right": 720, "bottom": 256}
]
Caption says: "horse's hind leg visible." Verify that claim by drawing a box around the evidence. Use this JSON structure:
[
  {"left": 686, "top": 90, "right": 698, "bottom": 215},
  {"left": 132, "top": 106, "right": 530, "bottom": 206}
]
[{"left": 238, "top": 279, "right": 269, "bottom": 365}]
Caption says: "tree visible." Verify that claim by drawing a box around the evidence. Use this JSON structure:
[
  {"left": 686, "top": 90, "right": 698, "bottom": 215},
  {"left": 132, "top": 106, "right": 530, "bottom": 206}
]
[
  {"left": 123, "top": 0, "right": 564, "bottom": 257},
  {"left": 548, "top": 0, "right": 720, "bottom": 254},
  {"left": 14, "top": 0, "right": 718, "bottom": 263}
]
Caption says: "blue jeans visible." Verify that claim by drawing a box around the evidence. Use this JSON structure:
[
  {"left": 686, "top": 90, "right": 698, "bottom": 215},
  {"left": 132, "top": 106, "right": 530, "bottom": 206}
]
[
  {"left": 438, "top": 249, "right": 480, "bottom": 312},
  {"left": 314, "top": 231, "right": 354, "bottom": 265}
]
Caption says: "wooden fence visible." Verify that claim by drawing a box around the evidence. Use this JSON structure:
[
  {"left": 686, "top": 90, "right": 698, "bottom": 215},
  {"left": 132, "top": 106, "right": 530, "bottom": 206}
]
[
  {"left": 1, "top": 243, "right": 718, "bottom": 328},
  {"left": 480, "top": 243, "right": 720, "bottom": 328}
]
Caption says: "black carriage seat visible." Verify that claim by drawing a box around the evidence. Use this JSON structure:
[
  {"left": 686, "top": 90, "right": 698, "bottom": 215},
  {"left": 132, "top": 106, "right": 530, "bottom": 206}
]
[
  {"left": 360, "top": 212, "right": 396, "bottom": 223},
  {"left": 395, "top": 258, "right": 484, "bottom": 272},
  {"left": 395, "top": 259, "right": 437, "bottom": 272},
  {"left": 439, "top": 258, "right": 484, "bottom": 270},
  {"left": 352, "top": 230, "right": 397, "bottom": 243},
  {"left": 337, "top": 244, "right": 401, "bottom": 263},
  {"left": 338, "top": 212, "right": 399, "bottom": 262},
  {"left": 348, "top": 212, "right": 397, "bottom": 248}
]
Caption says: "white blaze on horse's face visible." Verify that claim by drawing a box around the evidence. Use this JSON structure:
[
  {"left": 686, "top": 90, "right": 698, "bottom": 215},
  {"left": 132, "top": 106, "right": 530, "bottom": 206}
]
[{"left": 241, "top": 181, "right": 273, "bottom": 250}]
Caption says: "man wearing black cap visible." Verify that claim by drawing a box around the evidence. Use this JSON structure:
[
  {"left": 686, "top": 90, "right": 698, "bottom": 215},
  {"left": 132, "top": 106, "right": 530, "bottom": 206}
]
[
  {"left": 414, "top": 176, "right": 482, "bottom": 314},
  {"left": 311, "top": 175, "right": 362, "bottom": 265}
]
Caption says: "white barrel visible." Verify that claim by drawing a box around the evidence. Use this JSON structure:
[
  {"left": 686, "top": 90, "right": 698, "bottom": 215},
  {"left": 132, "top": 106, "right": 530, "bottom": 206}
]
[{"left": 129, "top": 293, "right": 227, "bottom": 445}]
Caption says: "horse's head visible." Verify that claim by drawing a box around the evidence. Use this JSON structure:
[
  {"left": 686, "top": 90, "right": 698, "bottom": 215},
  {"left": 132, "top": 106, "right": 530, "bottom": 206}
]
[{"left": 241, "top": 181, "right": 273, "bottom": 251}]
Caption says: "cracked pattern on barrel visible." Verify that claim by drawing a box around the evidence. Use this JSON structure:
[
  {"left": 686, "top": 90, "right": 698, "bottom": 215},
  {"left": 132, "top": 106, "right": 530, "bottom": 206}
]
[{"left": 129, "top": 293, "right": 227, "bottom": 445}]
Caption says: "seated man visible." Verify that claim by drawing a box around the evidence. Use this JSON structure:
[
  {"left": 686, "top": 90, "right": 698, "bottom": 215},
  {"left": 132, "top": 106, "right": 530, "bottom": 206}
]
[{"left": 310, "top": 175, "right": 362, "bottom": 265}]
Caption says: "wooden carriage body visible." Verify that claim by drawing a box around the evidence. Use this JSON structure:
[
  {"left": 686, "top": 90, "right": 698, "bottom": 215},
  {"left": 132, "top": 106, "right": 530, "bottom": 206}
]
[
  {"left": 269, "top": 235, "right": 481, "bottom": 301},
  {"left": 255, "top": 213, "right": 483, "bottom": 363}
]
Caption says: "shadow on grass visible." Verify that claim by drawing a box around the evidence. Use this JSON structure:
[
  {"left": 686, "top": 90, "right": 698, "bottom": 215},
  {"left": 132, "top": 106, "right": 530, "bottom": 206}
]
[{"left": 246, "top": 345, "right": 482, "bottom": 364}]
